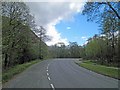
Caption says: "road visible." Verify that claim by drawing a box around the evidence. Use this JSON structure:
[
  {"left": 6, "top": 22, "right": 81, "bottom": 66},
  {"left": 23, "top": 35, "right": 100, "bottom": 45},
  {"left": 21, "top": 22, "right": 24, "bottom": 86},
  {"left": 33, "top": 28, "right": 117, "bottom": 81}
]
[{"left": 3, "top": 58, "right": 119, "bottom": 89}]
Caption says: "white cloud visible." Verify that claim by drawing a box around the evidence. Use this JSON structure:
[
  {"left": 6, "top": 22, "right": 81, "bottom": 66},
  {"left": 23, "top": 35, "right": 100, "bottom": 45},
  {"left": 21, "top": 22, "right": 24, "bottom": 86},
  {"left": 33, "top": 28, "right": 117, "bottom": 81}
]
[
  {"left": 69, "top": 3, "right": 84, "bottom": 13},
  {"left": 81, "top": 36, "right": 88, "bottom": 40},
  {"left": 45, "top": 20, "right": 69, "bottom": 46},
  {"left": 66, "top": 27, "right": 71, "bottom": 30},
  {"left": 83, "top": 40, "right": 88, "bottom": 46},
  {"left": 70, "top": 3, "right": 75, "bottom": 10},
  {"left": 26, "top": 2, "right": 85, "bottom": 46},
  {"left": 80, "top": 36, "right": 90, "bottom": 46},
  {"left": 24, "top": 0, "right": 87, "bottom": 2}
]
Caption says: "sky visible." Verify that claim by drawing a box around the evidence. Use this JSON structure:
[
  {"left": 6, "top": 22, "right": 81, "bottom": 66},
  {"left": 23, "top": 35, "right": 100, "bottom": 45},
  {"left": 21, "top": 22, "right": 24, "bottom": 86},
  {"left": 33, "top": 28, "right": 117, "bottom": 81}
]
[{"left": 26, "top": 1, "right": 100, "bottom": 46}]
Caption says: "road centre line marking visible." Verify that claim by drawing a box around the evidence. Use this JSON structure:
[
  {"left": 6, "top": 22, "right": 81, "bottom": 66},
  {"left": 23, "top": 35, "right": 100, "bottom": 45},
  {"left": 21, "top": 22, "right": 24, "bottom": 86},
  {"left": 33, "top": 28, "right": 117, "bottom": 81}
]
[
  {"left": 50, "top": 84, "right": 55, "bottom": 90},
  {"left": 47, "top": 73, "right": 49, "bottom": 76},
  {"left": 48, "top": 64, "right": 50, "bottom": 67},
  {"left": 48, "top": 77, "right": 51, "bottom": 80},
  {"left": 46, "top": 70, "right": 48, "bottom": 72}
]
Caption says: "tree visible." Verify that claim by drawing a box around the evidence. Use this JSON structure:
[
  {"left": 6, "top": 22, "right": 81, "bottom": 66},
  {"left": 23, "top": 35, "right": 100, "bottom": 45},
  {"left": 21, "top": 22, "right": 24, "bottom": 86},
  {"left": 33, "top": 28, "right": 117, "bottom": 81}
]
[
  {"left": 69, "top": 42, "right": 80, "bottom": 58},
  {"left": 49, "top": 42, "right": 81, "bottom": 58},
  {"left": 82, "top": 2, "right": 119, "bottom": 66},
  {"left": 2, "top": 2, "right": 50, "bottom": 69},
  {"left": 2, "top": 2, "right": 32, "bottom": 68},
  {"left": 82, "top": 2, "right": 119, "bottom": 21},
  {"left": 33, "top": 26, "right": 51, "bottom": 59}
]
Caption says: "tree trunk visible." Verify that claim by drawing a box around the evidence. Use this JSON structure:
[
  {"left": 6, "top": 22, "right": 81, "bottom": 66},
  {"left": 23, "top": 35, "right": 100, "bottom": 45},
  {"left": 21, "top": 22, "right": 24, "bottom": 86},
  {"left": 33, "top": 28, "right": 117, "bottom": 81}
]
[
  {"left": 112, "top": 31, "right": 115, "bottom": 63},
  {"left": 4, "top": 53, "right": 8, "bottom": 69}
]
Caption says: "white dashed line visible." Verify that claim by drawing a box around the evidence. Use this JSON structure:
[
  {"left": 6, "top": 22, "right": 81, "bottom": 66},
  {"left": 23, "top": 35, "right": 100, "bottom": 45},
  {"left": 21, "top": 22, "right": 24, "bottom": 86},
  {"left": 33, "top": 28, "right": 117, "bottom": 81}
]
[
  {"left": 47, "top": 73, "right": 49, "bottom": 76},
  {"left": 48, "top": 77, "right": 51, "bottom": 80},
  {"left": 50, "top": 84, "right": 55, "bottom": 90},
  {"left": 47, "top": 63, "right": 54, "bottom": 90}
]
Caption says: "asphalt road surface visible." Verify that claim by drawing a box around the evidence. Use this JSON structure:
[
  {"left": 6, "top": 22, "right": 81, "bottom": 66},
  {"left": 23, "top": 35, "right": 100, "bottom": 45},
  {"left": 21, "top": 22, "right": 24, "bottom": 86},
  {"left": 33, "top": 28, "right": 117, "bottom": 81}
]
[{"left": 3, "top": 58, "right": 119, "bottom": 88}]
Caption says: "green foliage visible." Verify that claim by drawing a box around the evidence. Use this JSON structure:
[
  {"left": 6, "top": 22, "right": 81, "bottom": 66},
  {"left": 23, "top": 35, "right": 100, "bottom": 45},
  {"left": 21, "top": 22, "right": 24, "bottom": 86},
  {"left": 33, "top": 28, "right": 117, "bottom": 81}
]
[
  {"left": 81, "top": 2, "right": 119, "bottom": 66},
  {"left": 49, "top": 42, "right": 81, "bottom": 58},
  {"left": 2, "top": 59, "right": 41, "bottom": 83},
  {"left": 69, "top": 42, "right": 81, "bottom": 58},
  {"left": 2, "top": 2, "right": 49, "bottom": 69},
  {"left": 77, "top": 61, "right": 119, "bottom": 79},
  {"left": 85, "top": 37, "right": 107, "bottom": 59},
  {"left": 2, "top": 16, "right": 48, "bottom": 68}
]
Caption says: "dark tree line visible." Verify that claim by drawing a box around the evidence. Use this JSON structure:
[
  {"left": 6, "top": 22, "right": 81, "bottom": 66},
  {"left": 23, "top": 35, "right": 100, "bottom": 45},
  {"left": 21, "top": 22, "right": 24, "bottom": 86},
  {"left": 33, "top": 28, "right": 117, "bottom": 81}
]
[
  {"left": 2, "top": 2, "right": 49, "bottom": 69},
  {"left": 49, "top": 42, "right": 81, "bottom": 58}
]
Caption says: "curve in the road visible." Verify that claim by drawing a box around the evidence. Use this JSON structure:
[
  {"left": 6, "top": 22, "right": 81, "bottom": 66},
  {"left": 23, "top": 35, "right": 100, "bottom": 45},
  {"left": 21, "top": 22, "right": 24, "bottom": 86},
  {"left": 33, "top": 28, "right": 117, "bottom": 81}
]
[{"left": 3, "top": 59, "right": 119, "bottom": 89}]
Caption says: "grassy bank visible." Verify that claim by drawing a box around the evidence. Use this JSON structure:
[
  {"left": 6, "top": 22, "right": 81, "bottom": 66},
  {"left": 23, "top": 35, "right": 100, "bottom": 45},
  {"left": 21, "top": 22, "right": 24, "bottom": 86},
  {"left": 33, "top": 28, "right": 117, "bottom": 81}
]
[
  {"left": 2, "top": 59, "right": 41, "bottom": 83},
  {"left": 76, "top": 60, "right": 119, "bottom": 79}
]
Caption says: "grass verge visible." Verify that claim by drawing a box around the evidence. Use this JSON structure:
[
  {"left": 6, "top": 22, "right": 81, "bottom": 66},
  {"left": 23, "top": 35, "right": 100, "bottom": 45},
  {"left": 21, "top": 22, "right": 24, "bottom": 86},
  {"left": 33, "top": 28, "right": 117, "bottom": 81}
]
[
  {"left": 76, "top": 60, "right": 119, "bottom": 79},
  {"left": 2, "top": 59, "right": 41, "bottom": 83}
]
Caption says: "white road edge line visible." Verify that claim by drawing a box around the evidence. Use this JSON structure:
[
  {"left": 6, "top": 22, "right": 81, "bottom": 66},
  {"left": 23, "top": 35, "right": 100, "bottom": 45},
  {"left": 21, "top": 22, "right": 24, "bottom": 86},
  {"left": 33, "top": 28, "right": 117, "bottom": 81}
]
[
  {"left": 47, "top": 73, "right": 49, "bottom": 76},
  {"left": 50, "top": 84, "right": 55, "bottom": 89},
  {"left": 48, "top": 77, "right": 51, "bottom": 80}
]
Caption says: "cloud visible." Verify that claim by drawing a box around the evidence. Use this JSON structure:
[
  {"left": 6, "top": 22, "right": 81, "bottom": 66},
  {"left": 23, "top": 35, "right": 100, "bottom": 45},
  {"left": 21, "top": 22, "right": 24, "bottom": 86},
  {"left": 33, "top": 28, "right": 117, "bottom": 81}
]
[
  {"left": 24, "top": 0, "right": 87, "bottom": 2},
  {"left": 81, "top": 36, "right": 88, "bottom": 40},
  {"left": 45, "top": 20, "right": 69, "bottom": 46},
  {"left": 82, "top": 40, "right": 88, "bottom": 46},
  {"left": 26, "top": 2, "right": 85, "bottom": 46},
  {"left": 80, "top": 36, "right": 89, "bottom": 46},
  {"left": 66, "top": 27, "right": 71, "bottom": 30}
]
